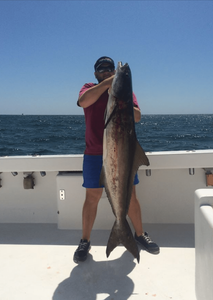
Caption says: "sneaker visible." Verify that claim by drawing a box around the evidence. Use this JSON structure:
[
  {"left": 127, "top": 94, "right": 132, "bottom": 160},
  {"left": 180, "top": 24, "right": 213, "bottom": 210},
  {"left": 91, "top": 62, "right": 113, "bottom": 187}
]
[
  {"left": 135, "top": 232, "right": 160, "bottom": 255},
  {"left": 73, "top": 239, "right": 91, "bottom": 263}
]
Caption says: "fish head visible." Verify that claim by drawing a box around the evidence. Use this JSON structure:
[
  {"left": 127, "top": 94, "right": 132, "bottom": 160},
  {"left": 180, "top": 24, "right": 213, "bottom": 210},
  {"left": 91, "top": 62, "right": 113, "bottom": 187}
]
[{"left": 111, "top": 62, "right": 133, "bottom": 103}]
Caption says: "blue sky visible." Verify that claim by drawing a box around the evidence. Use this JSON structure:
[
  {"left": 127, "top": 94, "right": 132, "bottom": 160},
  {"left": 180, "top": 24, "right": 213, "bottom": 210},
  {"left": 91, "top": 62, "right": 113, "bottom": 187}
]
[{"left": 1, "top": 0, "right": 213, "bottom": 115}]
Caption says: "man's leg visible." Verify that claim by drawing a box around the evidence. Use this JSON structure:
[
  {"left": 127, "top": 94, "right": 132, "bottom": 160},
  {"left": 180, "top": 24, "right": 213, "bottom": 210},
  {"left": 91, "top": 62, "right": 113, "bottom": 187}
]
[
  {"left": 128, "top": 186, "right": 160, "bottom": 255},
  {"left": 82, "top": 187, "right": 103, "bottom": 241},
  {"left": 128, "top": 185, "right": 144, "bottom": 236},
  {"left": 73, "top": 187, "right": 103, "bottom": 263}
]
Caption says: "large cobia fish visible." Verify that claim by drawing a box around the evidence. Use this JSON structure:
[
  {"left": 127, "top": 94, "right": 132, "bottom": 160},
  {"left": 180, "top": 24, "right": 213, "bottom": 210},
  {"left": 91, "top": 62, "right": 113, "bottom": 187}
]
[{"left": 100, "top": 62, "right": 150, "bottom": 263}]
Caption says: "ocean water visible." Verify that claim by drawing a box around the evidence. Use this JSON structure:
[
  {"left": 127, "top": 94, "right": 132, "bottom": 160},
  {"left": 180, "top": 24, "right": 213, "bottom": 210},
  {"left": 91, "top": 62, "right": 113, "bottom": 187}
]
[{"left": 0, "top": 114, "right": 213, "bottom": 156}]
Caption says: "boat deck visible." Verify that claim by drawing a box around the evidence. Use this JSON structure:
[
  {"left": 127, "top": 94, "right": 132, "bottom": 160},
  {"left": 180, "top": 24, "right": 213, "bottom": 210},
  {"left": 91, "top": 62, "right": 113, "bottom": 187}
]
[{"left": 0, "top": 223, "right": 196, "bottom": 300}]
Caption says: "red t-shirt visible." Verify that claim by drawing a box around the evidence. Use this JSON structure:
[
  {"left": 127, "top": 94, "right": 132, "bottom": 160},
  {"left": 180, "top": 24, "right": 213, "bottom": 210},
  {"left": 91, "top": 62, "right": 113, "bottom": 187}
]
[{"left": 79, "top": 83, "right": 140, "bottom": 155}]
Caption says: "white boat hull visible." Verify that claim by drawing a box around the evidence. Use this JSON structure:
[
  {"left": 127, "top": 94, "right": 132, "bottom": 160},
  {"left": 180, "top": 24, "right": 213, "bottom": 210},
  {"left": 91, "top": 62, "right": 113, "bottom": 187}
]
[{"left": 0, "top": 150, "right": 213, "bottom": 227}]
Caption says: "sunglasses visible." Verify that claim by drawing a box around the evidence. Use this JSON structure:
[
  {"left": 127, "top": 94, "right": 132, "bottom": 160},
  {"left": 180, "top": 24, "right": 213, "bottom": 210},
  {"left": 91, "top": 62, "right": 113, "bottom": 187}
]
[{"left": 96, "top": 66, "right": 115, "bottom": 73}]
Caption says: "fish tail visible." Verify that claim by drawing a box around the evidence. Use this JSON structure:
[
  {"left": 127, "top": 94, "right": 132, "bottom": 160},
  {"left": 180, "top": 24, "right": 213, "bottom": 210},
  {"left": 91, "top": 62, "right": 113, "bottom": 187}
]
[{"left": 106, "top": 219, "right": 140, "bottom": 263}]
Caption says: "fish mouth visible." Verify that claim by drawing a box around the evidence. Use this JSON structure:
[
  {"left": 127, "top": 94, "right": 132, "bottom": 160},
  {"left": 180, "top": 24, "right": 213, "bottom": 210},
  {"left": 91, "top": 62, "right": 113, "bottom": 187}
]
[
  {"left": 117, "top": 62, "right": 131, "bottom": 78},
  {"left": 118, "top": 61, "right": 123, "bottom": 68},
  {"left": 118, "top": 61, "right": 129, "bottom": 69}
]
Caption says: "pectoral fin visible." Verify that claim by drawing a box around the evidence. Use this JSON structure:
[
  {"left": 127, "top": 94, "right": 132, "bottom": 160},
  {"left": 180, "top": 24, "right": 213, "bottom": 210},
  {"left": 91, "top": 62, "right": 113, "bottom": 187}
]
[{"left": 134, "top": 140, "right": 150, "bottom": 167}]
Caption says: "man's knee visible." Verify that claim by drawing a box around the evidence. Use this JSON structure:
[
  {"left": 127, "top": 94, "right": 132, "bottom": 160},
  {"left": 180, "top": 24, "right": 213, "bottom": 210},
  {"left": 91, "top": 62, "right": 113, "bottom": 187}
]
[{"left": 85, "top": 188, "right": 103, "bottom": 204}]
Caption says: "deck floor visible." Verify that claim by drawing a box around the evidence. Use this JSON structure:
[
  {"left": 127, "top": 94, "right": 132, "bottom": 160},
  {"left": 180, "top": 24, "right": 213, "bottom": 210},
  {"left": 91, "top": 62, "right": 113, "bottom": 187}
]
[{"left": 0, "top": 224, "right": 196, "bottom": 300}]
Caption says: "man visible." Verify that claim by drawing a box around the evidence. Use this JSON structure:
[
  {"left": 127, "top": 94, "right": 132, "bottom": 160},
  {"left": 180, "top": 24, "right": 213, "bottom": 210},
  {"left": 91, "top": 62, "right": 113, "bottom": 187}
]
[{"left": 74, "top": 56, "right": 159, "bottom": 263}]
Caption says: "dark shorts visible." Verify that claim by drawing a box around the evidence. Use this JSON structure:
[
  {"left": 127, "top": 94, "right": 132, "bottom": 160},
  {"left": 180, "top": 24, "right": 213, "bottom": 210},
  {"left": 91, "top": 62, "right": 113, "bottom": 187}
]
[{"left": 82, "top": 154, "right": 139, "bottom": 188}]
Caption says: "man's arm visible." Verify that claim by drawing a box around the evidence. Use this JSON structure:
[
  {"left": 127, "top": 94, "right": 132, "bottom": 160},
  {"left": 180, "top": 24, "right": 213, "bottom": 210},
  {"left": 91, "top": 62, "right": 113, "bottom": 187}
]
[
  {"left": 78, "top": 76, "right": 114, "bottom": 108},
  {"left": 134, "top": 107, "right": 141, "bottom": 123}
]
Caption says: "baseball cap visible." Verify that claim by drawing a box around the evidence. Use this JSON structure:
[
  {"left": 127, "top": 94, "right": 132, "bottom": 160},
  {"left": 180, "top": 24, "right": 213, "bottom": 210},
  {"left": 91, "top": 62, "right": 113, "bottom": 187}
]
[{"left": 94, "top": 56, "right": 115, "bottom": 71}]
